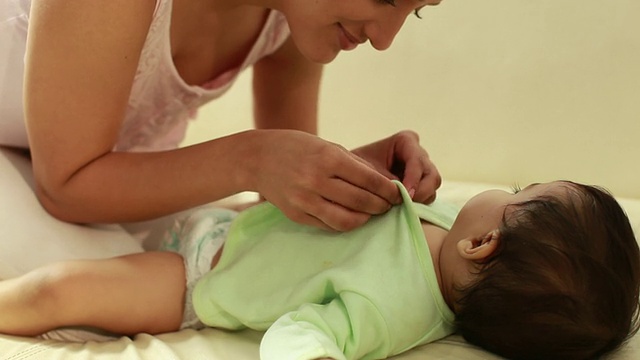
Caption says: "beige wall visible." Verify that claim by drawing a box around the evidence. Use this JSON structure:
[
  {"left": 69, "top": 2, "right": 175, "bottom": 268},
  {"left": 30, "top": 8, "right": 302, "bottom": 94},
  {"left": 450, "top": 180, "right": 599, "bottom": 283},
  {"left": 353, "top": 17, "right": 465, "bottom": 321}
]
[{"left": 185, "top": 0, "right": 640, "bottom": 198}]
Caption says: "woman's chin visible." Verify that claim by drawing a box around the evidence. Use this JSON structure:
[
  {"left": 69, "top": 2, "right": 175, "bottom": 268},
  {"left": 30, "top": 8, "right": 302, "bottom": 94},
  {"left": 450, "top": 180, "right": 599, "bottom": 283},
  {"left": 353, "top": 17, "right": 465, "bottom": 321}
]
[{"left": 308, "top": 49, "right": 340, "bottom": 65}]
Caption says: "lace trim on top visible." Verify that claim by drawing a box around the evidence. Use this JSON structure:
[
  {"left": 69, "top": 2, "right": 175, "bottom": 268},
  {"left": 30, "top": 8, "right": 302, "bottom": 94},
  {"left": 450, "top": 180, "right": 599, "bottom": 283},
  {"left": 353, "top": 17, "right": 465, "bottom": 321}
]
[{"left": 115, "top": 0, "right": 290, "bottom": 152}]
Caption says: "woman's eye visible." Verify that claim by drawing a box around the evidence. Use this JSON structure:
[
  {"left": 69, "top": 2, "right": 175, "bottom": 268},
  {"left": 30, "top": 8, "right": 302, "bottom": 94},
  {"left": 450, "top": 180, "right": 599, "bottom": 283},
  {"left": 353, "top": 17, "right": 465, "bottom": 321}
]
[
  {"left": 377, "top": 0, "right": 397, "bottom": 6},
  {"left": 376, "top": 0, "right": 424, "bottom": 19},
  {"left": 510, "top": 184, "right": 522, "bottom": 194}
]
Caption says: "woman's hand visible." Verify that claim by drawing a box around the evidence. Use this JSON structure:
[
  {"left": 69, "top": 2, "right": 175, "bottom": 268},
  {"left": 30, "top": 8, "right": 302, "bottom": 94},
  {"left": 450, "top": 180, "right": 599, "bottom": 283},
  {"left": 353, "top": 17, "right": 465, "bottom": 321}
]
[
  {"left": 351, "top": 130, "right": 441, "bottom": 204},
  {"left": 245, "top": 130, "right": 401, "bottom": 232}
]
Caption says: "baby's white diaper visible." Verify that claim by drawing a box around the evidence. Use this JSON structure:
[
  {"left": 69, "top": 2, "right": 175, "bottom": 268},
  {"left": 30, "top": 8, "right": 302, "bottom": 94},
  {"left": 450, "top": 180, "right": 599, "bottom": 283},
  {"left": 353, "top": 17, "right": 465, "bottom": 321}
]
[{"left": 160, "top": 207, "right": 237, "bottom": 329}]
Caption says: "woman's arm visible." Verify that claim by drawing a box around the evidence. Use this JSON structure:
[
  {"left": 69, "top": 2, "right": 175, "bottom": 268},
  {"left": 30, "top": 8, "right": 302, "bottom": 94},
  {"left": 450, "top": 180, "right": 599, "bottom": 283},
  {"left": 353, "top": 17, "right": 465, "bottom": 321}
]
[
  {"left": 23, "top": 0, "right": 268, "bottom": 223},
  {"left": 250, "top": 39, "right": 402, "bottom": 231},
  {"left": 253, "top": 37, "right": 322, "bottom": 134},
  {"left": 25, "top": 0, "right": 262, "bottom": 222},
  {"left": 24, "top": 0, "right": 185, "bottom": 222},
  {"left": 24, "top": 1, "right": 399, "bottom": 229}
]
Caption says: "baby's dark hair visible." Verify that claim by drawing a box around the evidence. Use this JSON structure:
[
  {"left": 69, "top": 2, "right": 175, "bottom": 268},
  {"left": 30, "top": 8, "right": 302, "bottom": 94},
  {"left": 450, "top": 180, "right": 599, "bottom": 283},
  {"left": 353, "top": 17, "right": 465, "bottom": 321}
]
[{"left": 454, "top": 182, "right": 640, "bottom": 360}]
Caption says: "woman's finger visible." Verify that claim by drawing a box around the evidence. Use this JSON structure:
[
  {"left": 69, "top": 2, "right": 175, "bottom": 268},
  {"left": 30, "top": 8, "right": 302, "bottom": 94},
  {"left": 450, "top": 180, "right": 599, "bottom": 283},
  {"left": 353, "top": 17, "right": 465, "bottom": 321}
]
[
  {"left": 294, "top": 196, "right": 371, "bottom": 232},
  {"left": 333, "top": 154, "right": 401, "bottom": 206},
  {"left": 321, "top": 177, "right": 392, "bottom": 215},
  {"left": 410, "top": 159, "right": 441, "bottom": 204}
]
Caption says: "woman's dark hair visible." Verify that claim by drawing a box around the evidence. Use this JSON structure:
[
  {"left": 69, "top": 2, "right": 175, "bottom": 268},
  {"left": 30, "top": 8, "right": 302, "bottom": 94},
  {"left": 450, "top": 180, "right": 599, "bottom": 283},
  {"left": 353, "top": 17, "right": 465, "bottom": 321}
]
[{"left": 454, "top": 182, "right": 640, "bottom": 360}]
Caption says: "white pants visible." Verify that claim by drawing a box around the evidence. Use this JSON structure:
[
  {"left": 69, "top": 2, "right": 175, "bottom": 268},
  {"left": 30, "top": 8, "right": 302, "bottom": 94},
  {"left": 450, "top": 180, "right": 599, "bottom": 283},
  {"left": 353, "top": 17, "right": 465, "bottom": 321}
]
[{"left": 0, "top": 0, "right": 31, "bottom": 148}]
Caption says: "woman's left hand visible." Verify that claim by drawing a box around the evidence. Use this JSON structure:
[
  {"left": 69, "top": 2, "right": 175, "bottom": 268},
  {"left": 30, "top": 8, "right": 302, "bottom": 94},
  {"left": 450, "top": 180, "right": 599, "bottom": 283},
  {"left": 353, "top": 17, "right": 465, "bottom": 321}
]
[{"left": 351, "top": 130, "right": 441, "bottom": 204}]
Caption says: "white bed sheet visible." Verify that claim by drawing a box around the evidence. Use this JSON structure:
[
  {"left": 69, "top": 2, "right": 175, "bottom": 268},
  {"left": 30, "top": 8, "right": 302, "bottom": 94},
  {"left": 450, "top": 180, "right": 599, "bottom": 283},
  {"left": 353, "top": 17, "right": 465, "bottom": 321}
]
[{"left": 2, "top": 146, "right": 639, "bottom": 360}]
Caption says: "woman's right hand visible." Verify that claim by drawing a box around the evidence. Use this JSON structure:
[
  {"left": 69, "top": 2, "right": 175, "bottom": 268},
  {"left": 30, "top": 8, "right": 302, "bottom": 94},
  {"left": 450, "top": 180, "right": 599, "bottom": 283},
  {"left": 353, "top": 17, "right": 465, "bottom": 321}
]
[{"left": 245, "top": 130, "right": 401, "bottom": 231}]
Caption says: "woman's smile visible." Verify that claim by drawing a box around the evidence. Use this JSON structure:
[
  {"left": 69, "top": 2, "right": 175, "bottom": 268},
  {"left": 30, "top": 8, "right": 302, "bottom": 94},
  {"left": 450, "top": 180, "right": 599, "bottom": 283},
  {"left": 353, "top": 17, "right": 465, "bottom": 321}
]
[{"left": 337, "top": 23, "right": 363, "bottom": 51}]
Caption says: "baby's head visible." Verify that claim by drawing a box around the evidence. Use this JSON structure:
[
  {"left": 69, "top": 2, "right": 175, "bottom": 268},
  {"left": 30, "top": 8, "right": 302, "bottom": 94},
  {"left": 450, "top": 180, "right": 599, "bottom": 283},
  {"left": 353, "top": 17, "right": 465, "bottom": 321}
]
[{"left": 439, "top": 181, "right": 640, "bottom": 360}]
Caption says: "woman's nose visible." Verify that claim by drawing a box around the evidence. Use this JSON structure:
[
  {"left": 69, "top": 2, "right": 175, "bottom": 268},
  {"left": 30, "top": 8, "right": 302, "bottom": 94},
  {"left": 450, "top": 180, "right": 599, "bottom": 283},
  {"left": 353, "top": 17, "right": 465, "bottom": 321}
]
[{"left": 365, "top": 14, "right": 408, "bottom": 51}]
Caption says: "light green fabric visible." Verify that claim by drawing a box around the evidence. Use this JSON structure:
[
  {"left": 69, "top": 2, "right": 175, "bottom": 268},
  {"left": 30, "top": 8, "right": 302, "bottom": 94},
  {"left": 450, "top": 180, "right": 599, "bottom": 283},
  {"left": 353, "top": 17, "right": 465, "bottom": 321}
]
[{"left": 193, "top": 181, "right": 457, "bottom": 360}]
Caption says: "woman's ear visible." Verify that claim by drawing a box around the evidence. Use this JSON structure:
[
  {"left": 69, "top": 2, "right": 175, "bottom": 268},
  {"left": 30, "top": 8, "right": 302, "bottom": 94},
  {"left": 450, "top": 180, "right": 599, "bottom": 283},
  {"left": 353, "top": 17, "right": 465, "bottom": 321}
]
[{"left": 456, "top": 229, "right": 501, "bottom": 261}]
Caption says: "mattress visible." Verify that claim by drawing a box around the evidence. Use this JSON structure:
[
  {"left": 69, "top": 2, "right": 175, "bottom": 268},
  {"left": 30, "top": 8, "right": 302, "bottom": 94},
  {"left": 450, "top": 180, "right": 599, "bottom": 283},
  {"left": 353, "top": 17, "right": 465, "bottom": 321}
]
[{"left": 2, "top": 146, "right": 639, "bottom": 360}]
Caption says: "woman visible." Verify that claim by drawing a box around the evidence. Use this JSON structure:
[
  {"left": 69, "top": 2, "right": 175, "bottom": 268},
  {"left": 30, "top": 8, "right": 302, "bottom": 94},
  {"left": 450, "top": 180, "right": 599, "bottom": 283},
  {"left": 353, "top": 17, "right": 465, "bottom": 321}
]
[{"left": 0, "top": 0, "right": 442, "bottom": 231}]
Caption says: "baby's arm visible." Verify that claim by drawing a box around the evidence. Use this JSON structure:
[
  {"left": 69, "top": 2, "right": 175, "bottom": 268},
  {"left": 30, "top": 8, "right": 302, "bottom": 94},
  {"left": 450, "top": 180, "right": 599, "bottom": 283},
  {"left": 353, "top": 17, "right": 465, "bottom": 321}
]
[
  {"left": 260, "top": 294, "right": 390, "bottom": 360},
  {"left": 0, "top": 252, "right": 185, "bottom": 336}
]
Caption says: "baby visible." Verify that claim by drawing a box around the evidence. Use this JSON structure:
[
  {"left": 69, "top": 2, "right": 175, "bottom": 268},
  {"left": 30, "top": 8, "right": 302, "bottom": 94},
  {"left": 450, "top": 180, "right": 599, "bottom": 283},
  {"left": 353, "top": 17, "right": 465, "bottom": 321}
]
[{"left": 0, "top": 180, "right": 638, "bottom": 360}]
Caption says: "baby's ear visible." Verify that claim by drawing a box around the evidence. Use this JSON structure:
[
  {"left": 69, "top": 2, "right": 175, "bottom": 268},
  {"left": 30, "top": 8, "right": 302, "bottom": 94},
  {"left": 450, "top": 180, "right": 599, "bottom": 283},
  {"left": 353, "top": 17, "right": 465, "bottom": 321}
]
[{"left": 456, "top": 230, "right": 501, "bottom": 262}]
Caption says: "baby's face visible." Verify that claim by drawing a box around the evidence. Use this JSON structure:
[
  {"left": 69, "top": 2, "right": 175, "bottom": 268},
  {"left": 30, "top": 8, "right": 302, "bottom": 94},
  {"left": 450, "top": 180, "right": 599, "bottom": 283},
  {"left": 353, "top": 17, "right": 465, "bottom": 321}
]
[{"left": 438, "top": 181, "right": 572, "bottom": 309}]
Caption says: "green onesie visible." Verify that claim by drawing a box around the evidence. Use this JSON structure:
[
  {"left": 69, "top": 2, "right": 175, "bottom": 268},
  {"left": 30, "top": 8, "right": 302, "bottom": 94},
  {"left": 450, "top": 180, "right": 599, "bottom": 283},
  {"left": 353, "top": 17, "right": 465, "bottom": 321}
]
[{"left": 192, "top": 181, "right": 458, "bottom": 360}]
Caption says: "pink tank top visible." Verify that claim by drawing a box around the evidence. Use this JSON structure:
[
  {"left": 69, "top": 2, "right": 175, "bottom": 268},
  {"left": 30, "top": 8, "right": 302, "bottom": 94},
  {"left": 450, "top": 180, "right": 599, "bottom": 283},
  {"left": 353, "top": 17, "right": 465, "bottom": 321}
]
[
  {"left": 0, "top": 0, "right": 289, "bottom": 151},
  {"left": 115, "top": 0, "right": 290, "bottom": 152}
]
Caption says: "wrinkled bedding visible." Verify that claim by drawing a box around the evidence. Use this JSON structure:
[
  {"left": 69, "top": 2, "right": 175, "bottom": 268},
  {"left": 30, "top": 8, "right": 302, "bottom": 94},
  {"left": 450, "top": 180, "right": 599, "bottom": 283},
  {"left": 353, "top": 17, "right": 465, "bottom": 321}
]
[{"left": 2, "top": 146, "right": 639, "bottom": 360}]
